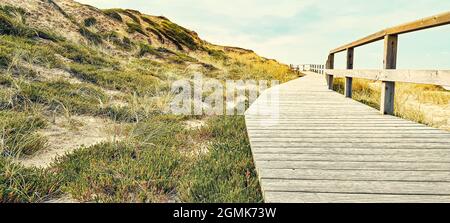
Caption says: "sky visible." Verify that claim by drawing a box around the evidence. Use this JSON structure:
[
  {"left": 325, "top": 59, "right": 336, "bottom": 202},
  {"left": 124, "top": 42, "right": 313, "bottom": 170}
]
[{"left": 77, "top": 0, "right": 450, "bottom": 69}]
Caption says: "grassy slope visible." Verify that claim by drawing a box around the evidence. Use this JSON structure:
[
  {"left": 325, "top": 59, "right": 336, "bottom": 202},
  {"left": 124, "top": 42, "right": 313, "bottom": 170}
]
[{"left": 0, "top": 2, "right": 296, "bottom": 202}]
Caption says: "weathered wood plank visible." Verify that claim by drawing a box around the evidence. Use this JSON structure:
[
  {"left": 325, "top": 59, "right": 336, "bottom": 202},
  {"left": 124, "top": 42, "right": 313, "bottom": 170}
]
[
  {"left": 248, "top": 133, "right": 450, "bottom": 139},
  {"left": 256, "top": 161, "right": 450, "bottom": 171},
  {"left": 261, "top": 179, "right": 450, "bottom": 195},
  {"left": 245, "top": 72, "right": 450, "bottom": 203},
  {"left": 249, "top": 138, "right": 450, "bottom": 143},
  {"left": 251, "top": 142, "right": 450, "bottom": 149},
  {"left": 253, "top": 153, "right": 450, "bottom": 162},
  {"left": 251, "top": 148, "right": 450, "bottom": 155},
  {"left": 259, "top": 169, "right": 450, "bottom": 182},
  {"left": 264, "top": 192, "right": 450, "bottom": 203}
]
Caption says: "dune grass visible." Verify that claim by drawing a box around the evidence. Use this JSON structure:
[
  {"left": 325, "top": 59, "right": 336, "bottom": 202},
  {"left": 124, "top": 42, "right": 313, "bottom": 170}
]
[
  {"left": 0, "top": 157, "right": 63, "bottom": 202},
  {"left": 0, "top": 111, "right": 47, "bottom": 157},
  {"left": 0, "top": 4, "right": 299, "bottom": 203},
  {"left": 333, "top": 77, "right": 450, "bottom": 129}
]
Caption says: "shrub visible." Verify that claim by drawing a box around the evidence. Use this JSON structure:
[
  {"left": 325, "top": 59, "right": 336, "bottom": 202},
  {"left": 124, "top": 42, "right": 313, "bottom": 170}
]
[
  {"left": 122, "top": 10, "right": 141, "bottom": 24},
  {"left": 206, "top": 48, "right": 228, "bottom": 60},
  {"left": 84, "top": 17, "right": 97, "bottom": 27},
  {"left": 104, "top": 32, "right": 133, "bottom": 49},
  {"left": 0, "top": 45, "right": 13, "bottom": 68},
  {"left": 0, "top": 12, "right": 32, "bottom": 36},
  {"left": 138, "top": 43, "right": 160, "bottom": 57},
  {"left": 103, "top": 9, "right": 123, "bottom": 22},
  {"left": 126, "top": 22, "right": 146, "bottom": 36},
  {"left": 79, "top": 27, "right": 103, "bottom": 44},
  {"left": 159, "top": 21, "right": 198, "bottom": 50},
  {"left": 0, "top": 5, "right": 27, "bottom": 19}
]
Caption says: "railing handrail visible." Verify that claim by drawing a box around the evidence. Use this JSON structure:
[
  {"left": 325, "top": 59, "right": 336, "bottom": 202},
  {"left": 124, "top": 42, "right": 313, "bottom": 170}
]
[
  {"left": 293, "top": 64, "right": 325, "bottom": 74},
  {"left": 325, "top": 11, "right": 450, "bottom": 115},
  {"left": 330, "top": 11, "right": 450, "bottom": 54},
  {"left": 325, "top": 69, "right": 450, "bottom": 86}
]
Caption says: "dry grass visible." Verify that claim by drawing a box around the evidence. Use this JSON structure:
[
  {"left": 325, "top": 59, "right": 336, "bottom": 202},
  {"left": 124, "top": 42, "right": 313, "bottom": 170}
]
[
  {"left": 333, "top": 78, "right": 450, "bottom": 130},
  {"left": 0, "top": 1, "right": 300, "bottom": 203}
]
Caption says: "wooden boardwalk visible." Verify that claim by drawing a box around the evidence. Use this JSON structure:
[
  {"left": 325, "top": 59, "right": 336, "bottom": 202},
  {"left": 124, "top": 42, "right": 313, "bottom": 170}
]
[{"left": 245, "top": 72, "right": 450, "bottom": 203}]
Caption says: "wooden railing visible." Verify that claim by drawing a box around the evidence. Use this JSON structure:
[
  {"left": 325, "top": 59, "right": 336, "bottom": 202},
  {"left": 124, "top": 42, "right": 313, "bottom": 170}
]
[
  {"left": 291, "top": 64, "right": 325, "bottom": 74},
  {"left": 325, "top": 11, "right": 450, "bottom": 115}
]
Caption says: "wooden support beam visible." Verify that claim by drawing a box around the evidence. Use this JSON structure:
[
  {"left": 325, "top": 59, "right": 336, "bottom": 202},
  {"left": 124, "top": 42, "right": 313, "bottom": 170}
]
[
  {"left": 381, "top": 35, "right": 398, "bottom": 115},
  {"left": 345, "top": 48, "right": 354, "bottom": 98},
  {"left": 326, "top": 54, "right": 335, "bottom": 90}
]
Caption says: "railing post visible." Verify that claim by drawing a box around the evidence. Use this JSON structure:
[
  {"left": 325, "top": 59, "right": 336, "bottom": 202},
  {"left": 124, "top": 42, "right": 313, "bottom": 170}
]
[
  {"left": 381, "top": 34, "right": 398, "bottom": 115},
  {"left": 326, "top": 54, "right": 334, "bottom": 90},
  {"left": 345, "top": 48, "right": 354, "bottom": 98}
]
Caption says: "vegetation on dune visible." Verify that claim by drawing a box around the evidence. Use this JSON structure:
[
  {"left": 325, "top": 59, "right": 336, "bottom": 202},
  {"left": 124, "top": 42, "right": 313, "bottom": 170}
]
[
  {"left": 102, "top": 9, "right": 123, "bottom": 22},
  {"left": 0, "top": 111, "right": 47, "bottom": 157},
  {"left": 0, "top": 2, "right": 298, "bottom": 203},
  {"left": 83, "top": 17, "right": 97, "bottom": 27},
  {"left": 79, "top": 27, "right": 103, "bottom": 44},
  {"left": 126, "top": 22, "right": 147, "bottom": 36},
  {"left": 0, "top": 6, "right": 60, "bottom": 42},
  {"left": 0, "top": 157, "right": 63, "bottom": 202},
  {"left": 178, "top": 117, "right": 262, "bottom": 203}
]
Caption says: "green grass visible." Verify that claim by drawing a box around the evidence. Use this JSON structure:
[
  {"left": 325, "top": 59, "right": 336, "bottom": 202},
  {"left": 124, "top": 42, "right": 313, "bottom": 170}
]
[
  {"left": 104, "top": 31, "right": 134, "bottom": 49},
  {"left": 0, "top": 6, "right": 61, "bottom": 42},
  {"left": 0, "top": 115, "right": 262, "bottom": 203},
  {"left": 0, "top": 111, "right": 47, "bottom": 157},
  {"left": 159, "top": 21, "right": 199, "bottom": 50},
  {"left": 0, "top": 74, "right": 108, "bottom": 115},
  {"left": 138, "top": 43, "right": 161, "bottom": 57},
  {"left": 68, "top": 63, "right": 162, "bottom": 95},
  {"left": 126, "top": 22, "right": 147, "bottom": 36},
  {"left": 79, "top": 27, "right": 103, "bottom": 44},
  {"left": 103, "top": 9, "right": 123, "bottom": 22},
  {"left": 0, "top": 3, "right": 301, "bottom": 203},
  {"left": 44, "top": 115, "right": 261, "bottom": 203},
  {"left": 0, "top": 157, "right": 63, "bottom": 202},
  {"left": 178, "top": 116, "right": 263, "bottom": 203}
]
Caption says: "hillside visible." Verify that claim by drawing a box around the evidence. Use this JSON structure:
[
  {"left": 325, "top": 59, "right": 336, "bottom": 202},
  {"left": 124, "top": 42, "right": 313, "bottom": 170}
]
[{"left": 0, "top": 0, "right": 298, "bottom": 203}]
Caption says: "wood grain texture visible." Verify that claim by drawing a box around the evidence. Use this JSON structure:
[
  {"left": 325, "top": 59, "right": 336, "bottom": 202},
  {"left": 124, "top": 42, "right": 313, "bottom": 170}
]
[{"left": 245, "top": 72, "right": 450, "bottom": 203}]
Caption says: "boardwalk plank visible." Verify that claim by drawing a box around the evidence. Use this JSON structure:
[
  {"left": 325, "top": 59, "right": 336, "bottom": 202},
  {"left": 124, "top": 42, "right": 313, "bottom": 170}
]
[
  {"left": 259, "top": 169, "right": 450, "bottom": 182},
  {"left": 264, "top": 192, "right": 450, "bottom": 203},
  {"left": 245, "top": 73, "right": 450, "bottom": 203},
  {"left": 261, "top": 179, "right": 450, "bottom": 195}
]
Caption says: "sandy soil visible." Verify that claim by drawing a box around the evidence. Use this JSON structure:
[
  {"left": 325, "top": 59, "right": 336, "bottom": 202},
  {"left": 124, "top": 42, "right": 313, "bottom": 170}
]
[{"left": 18, "top": 115, "right": 125, "bottom": 168}]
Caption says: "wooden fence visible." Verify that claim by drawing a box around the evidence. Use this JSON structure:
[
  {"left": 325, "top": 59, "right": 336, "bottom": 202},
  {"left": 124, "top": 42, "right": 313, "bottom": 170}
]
[
  {"left": 325, "top": 11, "right": 450, "bottom": 115},
  {"left": 291, "top": 64, "right": 325, "bottom": 74}
]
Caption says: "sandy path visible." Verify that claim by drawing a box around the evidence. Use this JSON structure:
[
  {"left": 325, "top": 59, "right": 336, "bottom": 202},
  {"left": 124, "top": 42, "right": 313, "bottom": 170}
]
[{"left": 18, "top": 115, "right": 125, "bottom": 168}]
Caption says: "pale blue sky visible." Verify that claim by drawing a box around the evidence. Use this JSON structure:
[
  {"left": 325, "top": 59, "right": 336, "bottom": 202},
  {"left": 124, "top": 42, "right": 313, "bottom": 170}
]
[{"left": 77, "top": 0, "right": 450, "bottom": 69}]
